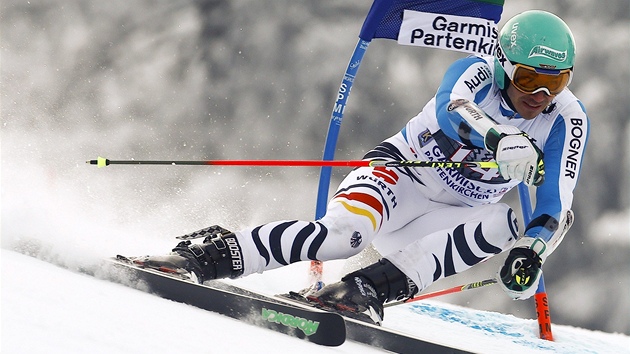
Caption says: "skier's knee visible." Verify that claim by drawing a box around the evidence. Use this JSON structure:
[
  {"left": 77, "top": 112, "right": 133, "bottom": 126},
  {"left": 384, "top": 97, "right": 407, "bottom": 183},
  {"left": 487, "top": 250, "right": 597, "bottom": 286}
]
[
  {"left": 318, "top": 214, "right": 374, "bottom": 259},
  {"left": 481, "top": 203, "right": 519, "bottom": 251}
]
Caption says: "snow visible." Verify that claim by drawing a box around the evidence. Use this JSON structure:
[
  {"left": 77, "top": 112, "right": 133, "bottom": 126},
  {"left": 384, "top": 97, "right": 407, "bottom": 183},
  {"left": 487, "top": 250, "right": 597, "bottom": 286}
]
[
  {"left": 1, "top": 250, "right": 371, "bottom": 354},
  {"left": 2, "top": 249, "right": 629, "bottom": 354}
]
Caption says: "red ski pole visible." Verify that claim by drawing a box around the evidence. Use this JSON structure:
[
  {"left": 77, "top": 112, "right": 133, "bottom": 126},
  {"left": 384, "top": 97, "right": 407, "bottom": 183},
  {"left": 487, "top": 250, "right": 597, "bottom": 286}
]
[
  {"left": 87, "top": 157, "right": 498, "bottom": 169},
  {"left": 384, "top": 278, "right": 497, "bottom": 308}
]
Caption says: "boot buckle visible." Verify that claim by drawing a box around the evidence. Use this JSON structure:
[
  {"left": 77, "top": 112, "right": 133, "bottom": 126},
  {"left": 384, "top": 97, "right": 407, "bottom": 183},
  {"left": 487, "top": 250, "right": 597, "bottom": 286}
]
[
  {"left": 188, "top": 244, "right": 206, "bottom": 258},
  {"left": 207, "top": 233, "right": 227, "bottom": 250}
]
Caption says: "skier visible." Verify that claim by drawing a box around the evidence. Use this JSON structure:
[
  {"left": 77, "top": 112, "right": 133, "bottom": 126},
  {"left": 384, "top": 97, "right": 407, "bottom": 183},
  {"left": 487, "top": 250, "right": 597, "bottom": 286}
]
[{"left": 134, "top": 10, "right": 589, "bottom": 323}]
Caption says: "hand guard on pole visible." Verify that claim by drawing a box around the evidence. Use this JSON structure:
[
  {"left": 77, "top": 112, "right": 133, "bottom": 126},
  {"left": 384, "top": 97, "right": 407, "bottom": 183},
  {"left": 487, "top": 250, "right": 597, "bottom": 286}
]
[
  {"left": 498, "top": 237, "right": 548, "bottom": 300},
  {"left": 485, "top": 125, "right": 545, "bottom": 186}
]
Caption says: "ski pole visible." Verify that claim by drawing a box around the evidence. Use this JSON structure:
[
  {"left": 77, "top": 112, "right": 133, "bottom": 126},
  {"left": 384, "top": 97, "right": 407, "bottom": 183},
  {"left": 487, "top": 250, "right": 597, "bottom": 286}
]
[
  {"left": 86, "top": 157, "right": 498, "bottom": 169},
  {"left": 517, "top": 183, "right": 554, "bottom": 341},
  {"left": 383, "top": 278, "right": 498, "bottom": 308}
]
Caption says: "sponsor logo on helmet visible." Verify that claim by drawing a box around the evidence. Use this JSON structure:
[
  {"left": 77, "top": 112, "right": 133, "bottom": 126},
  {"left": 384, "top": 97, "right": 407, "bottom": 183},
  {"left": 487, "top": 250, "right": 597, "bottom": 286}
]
[
  {"left": 528, "top": 45, "right": 567, "bottom": 62},
  {"left": 495, "top": 45, "right": 507, "bottom": 68},
  {"left": 509, "top": 22, "right": 519, "bottom": 47}
]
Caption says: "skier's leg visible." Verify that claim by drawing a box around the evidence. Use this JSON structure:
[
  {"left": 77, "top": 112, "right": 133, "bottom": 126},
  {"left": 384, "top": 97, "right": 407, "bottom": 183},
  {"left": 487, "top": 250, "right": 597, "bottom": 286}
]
[
  {"left": 131, "top": 159, "right": 422, "bottom": 283},
  {"left": 383, "top": 202, "right": 519, "bottom": 291},
  {"left": 236, "top": 133, "right": 433, "bottom": 276},
  {"left": 236, "top": 162, "right": 428, "bottom": 275},
  {"left": 307, "top": 202, "right": 519, "bottom": 322},
  {"left": 135, "top": 132, "right": 432, "bottom": 284}
]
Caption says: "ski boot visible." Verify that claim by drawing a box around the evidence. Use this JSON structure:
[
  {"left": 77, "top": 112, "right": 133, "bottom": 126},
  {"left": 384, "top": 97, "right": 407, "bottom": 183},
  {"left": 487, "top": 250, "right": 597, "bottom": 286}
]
[
  {"left": 305, "top": 259, "right": 417, "bottom": 324},
  {"left": 128, "top": 225, "right": 244, "bottom": 284}
]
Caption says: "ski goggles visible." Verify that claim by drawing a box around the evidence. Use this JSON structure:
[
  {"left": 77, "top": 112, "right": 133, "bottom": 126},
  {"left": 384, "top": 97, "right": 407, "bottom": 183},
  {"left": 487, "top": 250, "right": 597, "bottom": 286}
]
[{"left": 505, "top": 61, "right": 573, "bottom": 96}]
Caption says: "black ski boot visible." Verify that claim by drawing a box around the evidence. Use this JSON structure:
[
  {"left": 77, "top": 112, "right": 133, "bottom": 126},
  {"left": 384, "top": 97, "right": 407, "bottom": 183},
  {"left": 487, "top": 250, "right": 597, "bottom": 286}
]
[
  {"left": 131, "top": 225, "right": 244, "bottom": 284},
  {"left": 306, "top": 259, "right": 417, "bottom": 324}
]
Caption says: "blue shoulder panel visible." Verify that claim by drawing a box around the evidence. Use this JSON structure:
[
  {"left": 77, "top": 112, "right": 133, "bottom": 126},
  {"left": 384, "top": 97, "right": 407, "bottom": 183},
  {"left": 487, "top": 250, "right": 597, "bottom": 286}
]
[{"left": 435, "top": 56, "right": 491, "bottom": 148}]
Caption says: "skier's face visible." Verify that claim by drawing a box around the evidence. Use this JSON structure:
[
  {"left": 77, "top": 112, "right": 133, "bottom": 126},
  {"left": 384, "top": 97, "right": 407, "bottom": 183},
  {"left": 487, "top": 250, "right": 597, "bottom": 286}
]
[{"left": 506, "top": 82, "right": 555, "bottom": 119}]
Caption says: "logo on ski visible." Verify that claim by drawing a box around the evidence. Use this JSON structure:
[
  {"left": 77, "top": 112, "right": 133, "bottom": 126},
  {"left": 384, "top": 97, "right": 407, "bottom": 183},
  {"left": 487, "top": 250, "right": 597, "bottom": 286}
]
[{"left": 262, "top": 308, "right": 320, "bottom": 336}]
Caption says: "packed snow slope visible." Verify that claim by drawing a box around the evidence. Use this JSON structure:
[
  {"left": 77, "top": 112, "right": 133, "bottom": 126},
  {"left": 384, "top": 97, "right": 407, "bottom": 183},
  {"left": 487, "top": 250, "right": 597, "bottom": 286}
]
[{"left": 2, "top": 249, "right": 628, "bottom": 354}]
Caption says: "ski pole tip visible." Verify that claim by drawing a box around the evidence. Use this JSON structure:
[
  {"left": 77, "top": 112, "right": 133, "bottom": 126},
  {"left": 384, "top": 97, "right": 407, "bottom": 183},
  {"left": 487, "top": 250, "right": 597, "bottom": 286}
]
[{"left": 86, "top": 157, "right": 109, "bottom": 168}]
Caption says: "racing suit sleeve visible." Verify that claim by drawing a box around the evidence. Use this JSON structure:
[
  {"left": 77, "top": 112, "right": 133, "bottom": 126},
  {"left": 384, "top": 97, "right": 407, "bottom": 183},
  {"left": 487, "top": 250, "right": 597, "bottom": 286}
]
[
  {"left": 525, "top": 106, "right": 589, "bottom": 251},
  {"left": 434, "top": 56, "right": 494, "bottom": 149}
]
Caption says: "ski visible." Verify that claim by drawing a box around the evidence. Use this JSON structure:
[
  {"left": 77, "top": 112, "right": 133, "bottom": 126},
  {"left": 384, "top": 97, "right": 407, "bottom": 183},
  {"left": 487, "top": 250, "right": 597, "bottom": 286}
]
[
  {"left": 98, "top": 256, "right": 473, "bottom": 352},
  {"left": 103, "top": 257, "right": 346, "bottom": 347},
  {"left": 277, "top": 292, "right": 475, "bottom": 354}
]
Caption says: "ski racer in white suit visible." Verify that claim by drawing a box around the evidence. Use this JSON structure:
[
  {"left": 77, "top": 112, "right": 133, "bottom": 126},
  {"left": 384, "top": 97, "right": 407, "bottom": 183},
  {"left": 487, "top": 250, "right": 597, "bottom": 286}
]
[{"left": 139, "top": 10, "right": 589, "bottom": 323}]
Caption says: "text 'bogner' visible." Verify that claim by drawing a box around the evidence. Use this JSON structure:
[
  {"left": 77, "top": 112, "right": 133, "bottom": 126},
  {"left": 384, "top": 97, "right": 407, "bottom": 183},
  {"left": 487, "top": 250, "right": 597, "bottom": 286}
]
[{"left": 564, "top": 118, "right": 585, "bottom": 179}]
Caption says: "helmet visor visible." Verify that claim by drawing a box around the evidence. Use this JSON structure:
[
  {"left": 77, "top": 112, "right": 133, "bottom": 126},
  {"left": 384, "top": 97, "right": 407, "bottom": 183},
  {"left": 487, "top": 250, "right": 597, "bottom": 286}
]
[{"left": 510, "top": 63, "right": 572, "bottom": 96}]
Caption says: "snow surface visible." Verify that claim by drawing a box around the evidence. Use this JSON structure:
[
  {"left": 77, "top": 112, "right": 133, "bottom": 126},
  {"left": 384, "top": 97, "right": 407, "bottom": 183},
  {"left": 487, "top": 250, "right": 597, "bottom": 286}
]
[{"left": 2, "top": 249, "right": 629, "bottom": 354}]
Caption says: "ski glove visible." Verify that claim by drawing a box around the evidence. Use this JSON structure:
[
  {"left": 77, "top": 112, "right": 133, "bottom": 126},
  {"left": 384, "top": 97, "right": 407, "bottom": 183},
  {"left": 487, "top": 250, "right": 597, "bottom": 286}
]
[
  {"left": 485, "top": 125, "right": 545, "bottom": 186},
  {"left": 498, "top": 237, "right": 548, "bottom": 300}
]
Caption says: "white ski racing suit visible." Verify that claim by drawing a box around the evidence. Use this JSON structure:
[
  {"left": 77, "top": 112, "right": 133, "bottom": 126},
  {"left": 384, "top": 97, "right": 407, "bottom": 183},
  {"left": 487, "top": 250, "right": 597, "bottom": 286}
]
[{"left": 233, "top": 55, "right": 589, "bottom": 292}]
